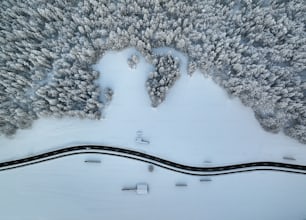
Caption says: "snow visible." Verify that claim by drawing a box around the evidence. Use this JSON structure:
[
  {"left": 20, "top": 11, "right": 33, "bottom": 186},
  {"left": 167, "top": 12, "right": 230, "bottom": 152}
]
[
  {"left": 0, "top": 48, "right": 306, "bottom": 220},
  {"left": 0, "top": 47, "right": 305, "bottom": 165},
  {"left": 0, "top": 154, "right": 305, "bottom": 220}
]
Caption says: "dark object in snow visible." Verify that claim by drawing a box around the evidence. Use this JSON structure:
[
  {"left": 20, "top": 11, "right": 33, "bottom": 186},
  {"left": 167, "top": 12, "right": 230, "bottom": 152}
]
[
  {"left": 175, "top": 182, "right": 188, "bottom": 187},
  {"left": 122, "top": 183, "right": 149, "bottom": 195},
  {"left": 135, "top": 136, "right": 150, "bottom": 144},
  {"left": 148, "top": 164, "right": 154, "bottom": 172},
  {"left": 282, "top": 156, "right": 296, "bottom": 161},
  {"left": 103, "top": 87, "right": 113, "bottom": 104},
  {"left": 135, "top": 130, "right": 150, "bottom": 144},
  {"left": 200, "top": 178, "right": 212, "bottom": 182},
  {"left": 84, "top": 159, "right": 101, "bottom": 163}
]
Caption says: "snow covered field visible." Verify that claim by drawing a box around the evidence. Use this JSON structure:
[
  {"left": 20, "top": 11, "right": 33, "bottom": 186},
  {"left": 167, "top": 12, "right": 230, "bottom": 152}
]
[
  {"left": 0, "top": 154, "right": 305, "bottom": 220},
  {"left": 0, "top": 48, "right": 305, "bottom": 166},
  {"left": 0, "top": 48, "right": 306, "bottom": 220}
]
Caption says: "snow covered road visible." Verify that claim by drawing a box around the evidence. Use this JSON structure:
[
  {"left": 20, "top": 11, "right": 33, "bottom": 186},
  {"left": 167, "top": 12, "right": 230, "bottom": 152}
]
[{"left": 1, "top": 145, "right": 306, "bottom": 175}]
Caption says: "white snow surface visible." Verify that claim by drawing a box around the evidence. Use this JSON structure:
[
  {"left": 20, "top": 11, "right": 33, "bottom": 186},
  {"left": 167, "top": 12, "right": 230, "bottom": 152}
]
[
  {"left": 1, "top": 48, "right": 306, "bottom": 220},
  {"left": 0, "top": 154, "right": 305, "bottom": 220},
  {"left": 0, "top": 47, "right": 306, "bottom": 166}
]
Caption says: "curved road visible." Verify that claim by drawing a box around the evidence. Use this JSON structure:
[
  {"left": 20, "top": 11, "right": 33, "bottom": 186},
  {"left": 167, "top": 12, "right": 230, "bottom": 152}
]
[{"left": 0, "top": 145, "right": 306, "bottom": 176}]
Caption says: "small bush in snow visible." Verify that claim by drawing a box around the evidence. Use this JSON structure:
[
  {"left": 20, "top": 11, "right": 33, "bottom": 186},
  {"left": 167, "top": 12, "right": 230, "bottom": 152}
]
[{"left": 127, "top": 54, "right": 139, "bottom": 69}]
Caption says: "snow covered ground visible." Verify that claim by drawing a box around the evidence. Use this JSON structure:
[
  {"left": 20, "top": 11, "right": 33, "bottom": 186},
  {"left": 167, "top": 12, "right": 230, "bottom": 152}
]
[
  {"left": 0, "top": 48, "right": 306, "bottom": 220},
  {"left": 0, "top": 154, "right": 305, "bottom": 220},
  {"left": 0, "top": 48, "right": 305, "bottom": 166}
]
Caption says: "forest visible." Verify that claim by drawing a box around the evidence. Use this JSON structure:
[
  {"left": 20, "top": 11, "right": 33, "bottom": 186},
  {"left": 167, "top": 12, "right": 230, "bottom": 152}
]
[{"left": 0, "top": 0, "right": 305, "bottom": 143}]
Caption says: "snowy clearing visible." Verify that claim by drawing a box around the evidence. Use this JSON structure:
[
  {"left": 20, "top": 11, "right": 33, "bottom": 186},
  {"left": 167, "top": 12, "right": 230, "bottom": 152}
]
[
  {"left": 2, "top": 0, "right": 306, "bottom": 143},
  {"left": 0, "top": 48, "right": 305, "bottom": 166},
  {"left": 0, "top": 154, "right": 305, "bottom": 220}
]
